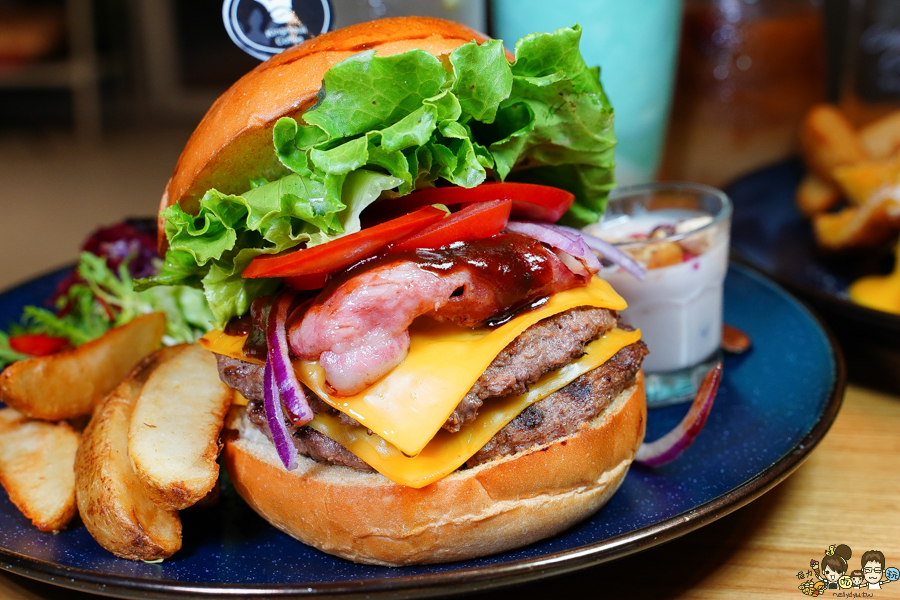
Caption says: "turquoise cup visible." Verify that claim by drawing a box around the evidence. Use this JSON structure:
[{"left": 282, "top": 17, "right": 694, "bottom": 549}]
[{"left": 491, "top": 0, "right": 683, "bottom": 184}]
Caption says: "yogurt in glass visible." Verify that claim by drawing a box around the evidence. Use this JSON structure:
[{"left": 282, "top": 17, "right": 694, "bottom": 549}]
[{"left": 585, "top": 183, "right": 732, "bottom": 405}]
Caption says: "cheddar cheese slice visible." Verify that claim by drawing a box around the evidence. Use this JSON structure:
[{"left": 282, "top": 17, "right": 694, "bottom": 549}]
[
  {"left": 307, "top": 328, "right": 640, "bottom": 488},
  {"left": 201, "top": 277, "right": 628, "bottom": 456},
  {"left": 299, "top": 278, "right": 625, "bottom": 456},
  {"left": 201, "top": 329, "right": 261, "bottom": 364}
]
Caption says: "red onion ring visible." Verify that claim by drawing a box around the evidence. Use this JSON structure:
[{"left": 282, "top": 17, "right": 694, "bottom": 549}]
[
  {"left": 505, "top": 221, "right": 601, "bottom": 275},
  {"left": 635, "top": 362, "right": 722, "bottom": 467},
  {"left": 550, "top": 224, "right": 646, "bottom": 281},
  {"left": 267, "top": 290, "right": 313, "bottom": 426},
  {"left": 263, "top": 358, "right": 298, "bottom": 471}
]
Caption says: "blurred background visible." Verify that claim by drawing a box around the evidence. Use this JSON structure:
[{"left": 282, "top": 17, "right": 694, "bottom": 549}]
[{"left": 0, "top": 0, "right": 874, "bottom": 287}]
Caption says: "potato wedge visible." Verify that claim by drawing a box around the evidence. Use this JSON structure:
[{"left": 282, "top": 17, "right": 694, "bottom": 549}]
[
  {"left": 832, "top": 159, "right": 899, "bottom": 206},
  {"left": 75, "top": 349, "right": 182, "bottom": 561},
  {"left": 800, "top": 104, "right": 869, "bottom": 183},
  {"left": 860, "top": 110, "right": 900, "bottom": 159},
  {"left": 0, "top": 408, "right": 28, "bottom": 431},
  {"left": 813, "top": 197, "right": 900, "bottom": 251},
  {"left": 0, "top": 312, "right": 166, "bottom": 421},
  {"left": 186, "top": 481, "right": 220, "bottom": 511},
  {"left": 128, "top": 344, "right": 231, "bottom": 510},
  {"left": 796, "top": 173, "right": 842, "bottom": 217},
  {"left": 0, "top": 407, "right": 79, "bottom": 532}
]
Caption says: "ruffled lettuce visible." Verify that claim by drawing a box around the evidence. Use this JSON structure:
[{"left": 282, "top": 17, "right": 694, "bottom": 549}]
[
  {"left": 140, "top": 169, "right": 402, "bottom": 326},
  {"left": 142, "top": 24, "right": 615, "bottom": 326},
  {"left": 0, "top": 252, "right": 213, "bottom": 367}
]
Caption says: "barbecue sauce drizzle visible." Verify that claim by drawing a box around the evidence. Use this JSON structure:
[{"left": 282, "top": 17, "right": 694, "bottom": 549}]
[
  {"left": 336, "top": 233, "right": 579, "bottom": 328},
  {"left": 236, "top": 233, "right": 586, "bottom": 357}
]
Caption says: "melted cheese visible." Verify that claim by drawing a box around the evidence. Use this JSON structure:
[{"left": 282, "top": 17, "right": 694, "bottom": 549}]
[
  {"left": 296, "top": 278, "right": 626, "bottom": 456},
  {"left": 307, "top": 328, "right": 640, "bottom": 488},
  {"left": 200, "top": 277, "right": 629, "bottom": 456},
  {"left": 849, "top": 239, "right": 900, "bottom": 314},
  {"left": 200, "top": 329, "right": 263, "bottom": 364}
]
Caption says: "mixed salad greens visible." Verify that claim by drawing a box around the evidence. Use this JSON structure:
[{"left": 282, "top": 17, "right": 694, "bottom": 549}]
[
  {"left": 139, "top": 25, "right": 616, "bottom": 327},
  {"left": 0, "top": 221, "right": 213, "bottom": 368}
]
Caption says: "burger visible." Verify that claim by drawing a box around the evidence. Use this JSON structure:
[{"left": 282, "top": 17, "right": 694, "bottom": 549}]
[{"left": 140, "top": 16, "right": 648, "bottom": 566}]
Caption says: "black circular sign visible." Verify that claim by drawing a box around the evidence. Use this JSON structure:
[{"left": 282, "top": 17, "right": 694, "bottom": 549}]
[{"left": 223, "top": 0, "right": 332, "bottom": 61}]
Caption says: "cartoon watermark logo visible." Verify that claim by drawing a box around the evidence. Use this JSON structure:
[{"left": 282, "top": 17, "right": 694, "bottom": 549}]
[
  {"left": 797, "top": 545, "right": 899, "bottom": 596},
  {"left": 223, "top": 0, "right": 332, "bottom": 61}
]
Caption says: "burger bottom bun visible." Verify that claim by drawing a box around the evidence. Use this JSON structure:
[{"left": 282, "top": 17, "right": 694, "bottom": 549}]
[{"left": 222, "top": 372, "right": 646, "bottom": 566}]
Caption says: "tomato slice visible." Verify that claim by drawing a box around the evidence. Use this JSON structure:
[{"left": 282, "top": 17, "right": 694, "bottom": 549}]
[
  {"left": 9, "top": 333, "right": 70, "bottom": 357},
  {"left": 282, "top": 272, "right": 328, "bottom": 291},
  {"left": 243, "top": 206, "right": 447, "bottom": 280},
  {"left": 390, "top": 199, "right": 511, "bottom": 252},
  {"left": 373, "top": 183, "right": 574, "bottom": 223}
]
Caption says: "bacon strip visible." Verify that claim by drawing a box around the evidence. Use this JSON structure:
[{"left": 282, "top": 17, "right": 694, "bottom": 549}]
[{"left": 289, "top": 234, "right": 586, "bottom": 395}]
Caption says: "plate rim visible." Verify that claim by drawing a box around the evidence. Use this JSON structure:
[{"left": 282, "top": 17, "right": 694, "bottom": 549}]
[{"left": 0, "top": 263, "right": 846, "bottom": 599}]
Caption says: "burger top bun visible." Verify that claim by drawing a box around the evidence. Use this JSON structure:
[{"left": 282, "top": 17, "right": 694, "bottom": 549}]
[
  {"left": 222, "top": 374, "right": 646, "bottom": 566},
  {"left": 159, "top": 17, "right": 495, "bottom": 249}
]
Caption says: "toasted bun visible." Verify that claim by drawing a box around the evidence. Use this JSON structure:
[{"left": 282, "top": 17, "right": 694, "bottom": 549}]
[
  {"left": 159, "top": 17, "right": 496, "bottom": 249},
  {"left": 222, "top": 372, "right": 646, "bottom": 566}
]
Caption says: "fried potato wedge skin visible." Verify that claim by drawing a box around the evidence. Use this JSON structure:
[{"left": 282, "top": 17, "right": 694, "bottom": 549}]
[
  {"left": 796, "top": 173, "right": 842, "bottom": 217},
  {"left": 860, "top": 110, "right": 900, "bottom": 159},
  {"left": 129, "top": 344, "right": 231, "bottom": 510},
  {"left": 798, "top": 105, "right": 900, "bottom": 251},
  {"left": 75, "top": 349, "right": 182, "bottom": 561},
  {"left": 0, "top": 408, "right": 27, "bottom": 430},
  {"left": 832, "top": 159, "right": 899, "bottom": 206},
  {"left": 0, "top": 312, "right": 166, "bottom": 421},
  {"left": 800, "top": 104, "right": 869, "bottom": 183},
  {"left": 0, "top": 407, "right": 79, "bottom": 532},
  {"left": 813, "top": 198, "right": 900, "bottom": 251}
]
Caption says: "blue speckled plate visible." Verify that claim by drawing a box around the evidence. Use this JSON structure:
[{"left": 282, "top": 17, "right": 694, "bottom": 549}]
[
  {"left": 727, "top": 158, "right": 900, "bottom": 345},
  {"left": 0, "top": 263, "right": 844, "bottom": 599}
]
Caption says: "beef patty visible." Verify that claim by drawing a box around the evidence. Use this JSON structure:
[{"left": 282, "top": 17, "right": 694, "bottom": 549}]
[{"left": 217, "top": 306, "right": 646, "bottom": 471}]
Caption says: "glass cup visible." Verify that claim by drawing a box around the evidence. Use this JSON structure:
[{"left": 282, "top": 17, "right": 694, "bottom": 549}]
[
  {"left": 584, "top": 182, "right": 732, "bottom": 406},
  {"left": 660, "top": 0, "right": 826, "bottom": 187}
]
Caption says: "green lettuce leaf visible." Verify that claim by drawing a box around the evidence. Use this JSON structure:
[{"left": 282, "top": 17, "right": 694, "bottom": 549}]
[
  {"left": 1, "top": 252, "right": 215, "bottom": 368},
  {"left": 140, "top": 169, "right": 402, "bottom": 326},
  {"left": 450, "top": 39, "right": 513, "bottom": 123},
  {"left": 485, "top": 25, "right": 616, "bottom": 224},
  {"left": 147, "top": 24, "right": 615, "bottom": 325},
  {"left": 288, "top": 22, "right": 613, "bottom": 220},
  {"left": 303, "top": 50, "right": 449, "bottom": 138},
  {"left": 508, "top": 25, "right": 607, "bottom": 96}
]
